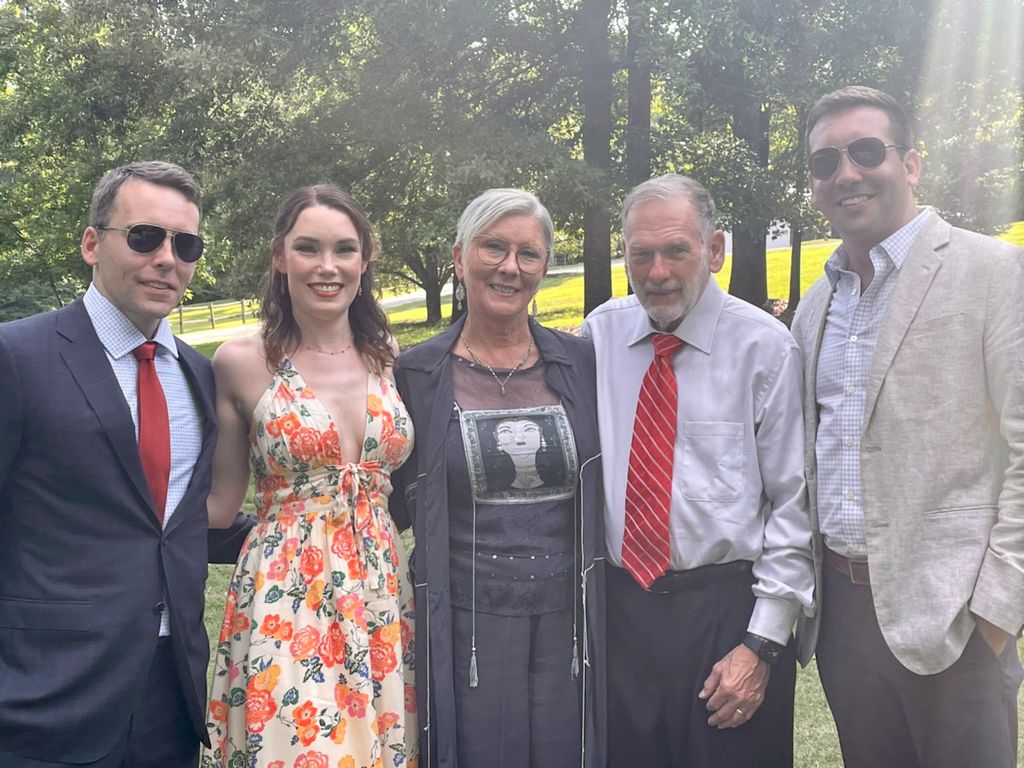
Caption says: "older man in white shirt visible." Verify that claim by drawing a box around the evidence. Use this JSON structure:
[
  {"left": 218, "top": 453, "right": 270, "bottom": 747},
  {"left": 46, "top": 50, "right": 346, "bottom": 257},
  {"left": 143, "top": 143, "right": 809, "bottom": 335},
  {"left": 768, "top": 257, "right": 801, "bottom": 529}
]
[{"left": 582, "top": 174, "right": 813, "bottom": 768}]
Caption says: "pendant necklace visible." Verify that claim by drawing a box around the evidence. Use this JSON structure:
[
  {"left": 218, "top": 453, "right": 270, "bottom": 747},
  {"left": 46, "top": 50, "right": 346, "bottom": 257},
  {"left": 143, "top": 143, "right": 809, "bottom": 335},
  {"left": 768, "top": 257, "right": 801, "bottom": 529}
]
[{"left": 462, "top": 335, "right": 534, "bottom": 395}]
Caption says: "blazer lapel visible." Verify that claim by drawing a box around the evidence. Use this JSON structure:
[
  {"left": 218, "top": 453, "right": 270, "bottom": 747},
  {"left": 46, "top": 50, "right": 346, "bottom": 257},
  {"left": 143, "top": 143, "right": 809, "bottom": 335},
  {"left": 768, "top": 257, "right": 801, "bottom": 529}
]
[
  {"left": 862, "top": 218, "right": 948, "bottom": 430},
  {"left": 57, "top": 302, "right": 156, "bottom": 518}
]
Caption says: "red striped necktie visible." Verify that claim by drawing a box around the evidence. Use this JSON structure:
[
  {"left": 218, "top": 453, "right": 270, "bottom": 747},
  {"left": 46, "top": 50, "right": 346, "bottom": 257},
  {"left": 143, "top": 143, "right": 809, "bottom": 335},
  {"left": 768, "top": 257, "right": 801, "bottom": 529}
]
[
  {"left": 133, "top": 341, "right": 171, "bottom": 524},
  {"left": 622, "top": 333, "right": 684, "bottom": 588}
]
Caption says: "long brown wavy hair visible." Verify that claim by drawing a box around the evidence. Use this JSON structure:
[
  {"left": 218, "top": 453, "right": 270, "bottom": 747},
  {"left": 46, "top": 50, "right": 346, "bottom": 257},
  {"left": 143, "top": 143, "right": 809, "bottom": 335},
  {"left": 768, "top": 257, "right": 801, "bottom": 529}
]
[{"left": 258, "top": 185, "right": 394, "bottom": 374}]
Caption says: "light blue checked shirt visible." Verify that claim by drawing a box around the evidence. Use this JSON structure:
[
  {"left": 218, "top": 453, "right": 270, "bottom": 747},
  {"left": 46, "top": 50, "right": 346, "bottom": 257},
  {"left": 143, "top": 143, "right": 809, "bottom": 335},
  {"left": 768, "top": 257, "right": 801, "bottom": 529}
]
[
  {"left": 815, "top": 208, "right": 931, "bottom": 559},
  {"left": 83, "top": 284, "right": 203, "bottom": 635}
]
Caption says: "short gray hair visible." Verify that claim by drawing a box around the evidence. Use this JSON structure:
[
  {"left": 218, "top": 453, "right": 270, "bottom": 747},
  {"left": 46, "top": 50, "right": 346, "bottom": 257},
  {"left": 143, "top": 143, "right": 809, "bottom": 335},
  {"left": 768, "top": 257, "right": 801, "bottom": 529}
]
[
  {"left": 621, "top": 174, "right": 717, "bottom": 243},
  {"left": 89, "top": 161, "right": 201, "bottom": 226},
  {"left": 455, "top": 188, "right": 554, "bottom": 253}
]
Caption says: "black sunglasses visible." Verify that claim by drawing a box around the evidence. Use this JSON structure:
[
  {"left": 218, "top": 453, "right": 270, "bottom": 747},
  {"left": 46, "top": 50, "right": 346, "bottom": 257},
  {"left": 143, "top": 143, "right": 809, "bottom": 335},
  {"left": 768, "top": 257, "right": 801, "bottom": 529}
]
[
  {"left": 808, "top": 137, "right": 907, "bottom": 180},
  {"left": 96, "top": 223, "right": 205, "bottom": 263}
]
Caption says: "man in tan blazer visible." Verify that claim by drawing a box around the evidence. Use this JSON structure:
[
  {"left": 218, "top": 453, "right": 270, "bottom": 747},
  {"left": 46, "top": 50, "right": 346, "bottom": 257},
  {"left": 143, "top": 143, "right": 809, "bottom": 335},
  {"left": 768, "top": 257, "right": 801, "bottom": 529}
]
[{"left": 791, "top": 85, "right": 1024, "bottom": 768}]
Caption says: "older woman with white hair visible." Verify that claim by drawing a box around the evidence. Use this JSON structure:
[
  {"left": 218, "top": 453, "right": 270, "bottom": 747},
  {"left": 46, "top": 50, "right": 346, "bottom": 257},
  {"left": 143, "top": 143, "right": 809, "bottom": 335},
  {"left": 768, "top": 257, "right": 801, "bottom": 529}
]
[{"left": 392, "top": 189, "right": 606, "bottom": 767}]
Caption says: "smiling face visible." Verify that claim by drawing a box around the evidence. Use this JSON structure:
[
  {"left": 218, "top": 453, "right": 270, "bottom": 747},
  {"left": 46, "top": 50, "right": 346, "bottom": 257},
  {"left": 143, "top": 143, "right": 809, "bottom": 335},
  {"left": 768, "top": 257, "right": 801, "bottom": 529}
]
[
  {"left": 809, "top": 105, "right": 921, "bottom": 253},
  {"left": 454, "top": 213, "right": 547, "bottom": 325},
  {"left": 81, "top": 178, "right": 199, "bottom": 338},
  {"left": 624, "top": 197, "right": 725, "bottom": 332},
  {"left": 272, "top": 204, "right": 367, "bottom": 322}
]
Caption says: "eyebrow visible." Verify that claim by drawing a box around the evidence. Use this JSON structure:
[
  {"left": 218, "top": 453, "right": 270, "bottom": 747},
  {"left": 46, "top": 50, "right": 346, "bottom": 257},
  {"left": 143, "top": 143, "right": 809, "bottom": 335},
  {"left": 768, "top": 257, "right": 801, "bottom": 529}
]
[{"left": 293, "top": 235, "right": 360, "bottom": 247}]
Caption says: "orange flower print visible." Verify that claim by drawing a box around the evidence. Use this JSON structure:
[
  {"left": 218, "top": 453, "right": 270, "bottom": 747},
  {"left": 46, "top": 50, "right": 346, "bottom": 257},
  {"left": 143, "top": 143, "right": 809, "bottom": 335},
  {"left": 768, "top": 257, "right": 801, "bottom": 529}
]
[
  {"left": 318, "top": 621, "right": 346, "bottom": 669},
  {"left": 337, "top": 757, "right": 356, "bottom": 768},
  {"left": 282, "top": 499, "right": 308, "bottom": 517},
  {"left": 330, "top": 719, "right": 347, "bottom": 744},
  {"left": 294, "top": 700, "right": 318, "bottom": 725},
  {"left": 266, "top": 418, "right": 282, "bottom": 438},
  {"left": 405, "top": 684, "right": 417, "bottom": 714},
  {"left": 283, "top": 537, "right": 301, "bottom": 557},
  {"left": 254, "top": 571, "right": 265, "bottom": 592},
  {"left": 319, "top": 429, "right": 341, "bottom": 463},
  {"left": 335, "top": 684, "right": 369, "bottom": 719},
  {"left": 266, "top": 555, "right": 289, "bottom": 581},
  {"left": 260, "top": 614, "right": 283, "bottom": 637},
  {"left": 245, "top": 688, "right": 277, "bottom": 733},
  {"left": 369, "top": 627, "right": 398, "bottom": 681},
  {"left": 377, "top": 711, "right": 399, "bottom": 732},
  {"left": 305, "top": 579, "right": 325, "bottom": 612},
  {"left": 400, "top": 618, "right": 413, "bottom": 649},
  {"left": 268, "top": 762, "right": 285, "bottom": 768},
  {"left": 218, "top": 592, "right": 237, "bottom": 644},
  {"left": 330, "top": 527, "right": 358, "bottom": 560},
  {"left": 277, "top": 620, "right": 294, "bottom": 641},
  {"left": 346, "top": 556, "right": 368, "bottom": 582},
  {"left": 385, "top": 570, "right": 398, "bottom": 596},
  {"left": 379, "top": 622, "right": 401, "bottom": 645},
  {"left": 289, "top": 427, "right": 322, "bottom": 463},
  {"left": 278, "top": 411, "right": 301, "bottom": 435},
  {"left": 299, "top": 546, "right": 324, "bottom": 584},
  {"left": 297, "top": 721, "right": 319, "bottom": 747},
  {"left": 294, "top": 751, "right": 329, "bottom": 768},
  {"left": 289, "top": 625, "right": 322, "bottom": 660},
  {"left": 366, "top": 393, "right": 383, "bottom": 414},
  {"left": 338, "top": 594, "right": 365, "bottom": 624},
  {"left": 383, "top": 436, "right": 408, "bottom": 467},
  {"left": 231, "top": 611, "right": 250, "bottom": 636},
  {"left": 209, "top": 699, "right": 228, "bottom": 723},
  {"left": 250, "top": 663, "right": 281, "bottom": 693}
]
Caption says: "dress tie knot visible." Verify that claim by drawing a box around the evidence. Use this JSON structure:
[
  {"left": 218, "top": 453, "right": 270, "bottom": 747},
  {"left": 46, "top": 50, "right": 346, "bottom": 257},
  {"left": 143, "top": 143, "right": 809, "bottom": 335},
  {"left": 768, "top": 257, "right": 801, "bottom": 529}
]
[{"left": 652, "top": 333, "right": 684, "bottom": 358}]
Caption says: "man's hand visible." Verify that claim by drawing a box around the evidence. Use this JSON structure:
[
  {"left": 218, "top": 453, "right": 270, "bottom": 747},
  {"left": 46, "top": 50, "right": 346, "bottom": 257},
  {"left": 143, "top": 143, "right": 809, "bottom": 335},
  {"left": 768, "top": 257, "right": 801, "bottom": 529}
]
[
  {"left": 698, "top": 644, "right": 770, "bottom": 729},
  {"left": 974, "top": 614, "right": 1012, "bottom": 657}
]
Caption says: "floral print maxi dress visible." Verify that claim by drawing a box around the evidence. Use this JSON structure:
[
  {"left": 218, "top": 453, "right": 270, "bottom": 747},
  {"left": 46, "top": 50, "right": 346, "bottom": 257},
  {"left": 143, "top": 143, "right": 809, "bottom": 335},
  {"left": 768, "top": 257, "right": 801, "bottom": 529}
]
[{"left": 204, "top": 361, "right": 417, "bottom": 768}]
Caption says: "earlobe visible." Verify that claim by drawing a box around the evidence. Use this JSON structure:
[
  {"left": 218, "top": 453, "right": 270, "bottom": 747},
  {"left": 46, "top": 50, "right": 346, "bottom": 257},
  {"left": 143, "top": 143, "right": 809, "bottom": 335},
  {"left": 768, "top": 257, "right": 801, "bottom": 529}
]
[
  {"left": 708, "top": 230, "right": 727, "bottom": 273},
  {"left": 904, "top": 148, "right": 922, "bottom": 186}
]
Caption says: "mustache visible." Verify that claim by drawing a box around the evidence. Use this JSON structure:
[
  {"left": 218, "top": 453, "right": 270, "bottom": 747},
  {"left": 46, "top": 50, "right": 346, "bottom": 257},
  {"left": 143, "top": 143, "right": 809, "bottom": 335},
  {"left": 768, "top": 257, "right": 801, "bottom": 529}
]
[{"left": 635, "top": 280, "right": 685, "bottom": 292}]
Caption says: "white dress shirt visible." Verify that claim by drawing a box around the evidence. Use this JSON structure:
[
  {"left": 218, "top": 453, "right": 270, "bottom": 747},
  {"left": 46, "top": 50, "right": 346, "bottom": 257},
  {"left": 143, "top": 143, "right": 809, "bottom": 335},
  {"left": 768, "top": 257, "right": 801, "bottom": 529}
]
[
  {"left": 582, "top": 279, "right": 814, "bottom": 644},
  {"left": 83, "top": 284, "right": 203, "bottom": 635}
]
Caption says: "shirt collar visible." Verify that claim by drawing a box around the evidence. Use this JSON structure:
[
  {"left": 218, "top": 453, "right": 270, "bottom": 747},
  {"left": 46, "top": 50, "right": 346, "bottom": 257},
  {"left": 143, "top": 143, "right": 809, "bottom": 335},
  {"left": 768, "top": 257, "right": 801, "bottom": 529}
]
[
  {"left": 824, "top": 206, "right": 933, "bottom": 289},
  {"left": 626, "top": 277, "right": 724, "bottom": 355},
  {"left": 82, "top": 284, "right": 179, "bottom": 360}
]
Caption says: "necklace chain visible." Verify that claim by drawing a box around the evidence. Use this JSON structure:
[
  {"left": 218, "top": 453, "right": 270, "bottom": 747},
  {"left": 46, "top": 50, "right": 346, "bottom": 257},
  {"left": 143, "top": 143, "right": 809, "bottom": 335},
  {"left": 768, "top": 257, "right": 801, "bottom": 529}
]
[
  {"left": 303, "top": 342, "right": 353, "bottom": 356},
  {"left": 461, "top": 335, "right": 534, "bottom": 395}
]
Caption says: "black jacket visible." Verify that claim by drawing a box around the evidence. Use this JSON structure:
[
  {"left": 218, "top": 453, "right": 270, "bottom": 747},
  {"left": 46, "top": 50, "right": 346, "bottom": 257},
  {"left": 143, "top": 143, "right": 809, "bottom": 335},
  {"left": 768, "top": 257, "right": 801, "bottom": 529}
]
[{"left": 392, "top": 316, "right": 607, "bottom": 768}]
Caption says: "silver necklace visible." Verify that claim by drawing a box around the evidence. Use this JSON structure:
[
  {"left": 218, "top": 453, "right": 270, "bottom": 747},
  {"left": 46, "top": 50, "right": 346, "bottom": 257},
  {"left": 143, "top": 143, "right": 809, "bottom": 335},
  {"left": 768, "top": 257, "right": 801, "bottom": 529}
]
[
  {"left": 303, "top": 342, "right": 353, "bottom": 356},
  {"left": 461, "top": 335, "right": 535, "bottom": 395}
]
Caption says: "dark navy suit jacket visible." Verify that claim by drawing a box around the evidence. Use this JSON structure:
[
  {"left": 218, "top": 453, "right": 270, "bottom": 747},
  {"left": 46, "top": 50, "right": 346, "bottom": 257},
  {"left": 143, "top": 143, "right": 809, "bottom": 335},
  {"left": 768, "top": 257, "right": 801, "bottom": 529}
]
[{"left": 0, "top": 299, "right": 249, "bottom": 763}]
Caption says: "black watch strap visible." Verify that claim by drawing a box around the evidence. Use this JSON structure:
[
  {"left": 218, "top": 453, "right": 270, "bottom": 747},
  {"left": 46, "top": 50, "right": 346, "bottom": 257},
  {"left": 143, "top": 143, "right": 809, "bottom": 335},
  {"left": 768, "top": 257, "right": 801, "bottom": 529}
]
[{"left": 743, "top": 632, "right": 786, "bottom": 665}]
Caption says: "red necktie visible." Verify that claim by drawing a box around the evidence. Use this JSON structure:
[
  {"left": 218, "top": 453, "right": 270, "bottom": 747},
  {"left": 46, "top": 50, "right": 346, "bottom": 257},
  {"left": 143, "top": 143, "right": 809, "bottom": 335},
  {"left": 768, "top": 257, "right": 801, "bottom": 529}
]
[
  {"left": 622, "top": 333, "right": 684, "bottom": 589},
  {"left": 133, "top": 341, "right": 170, "bottom": 524}
]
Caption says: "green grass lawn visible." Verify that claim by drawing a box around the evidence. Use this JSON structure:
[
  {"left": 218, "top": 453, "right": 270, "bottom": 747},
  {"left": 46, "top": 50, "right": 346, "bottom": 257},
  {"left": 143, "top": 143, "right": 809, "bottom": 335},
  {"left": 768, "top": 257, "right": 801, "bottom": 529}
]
[{"left": 199, "top": 223, "right": 1024, "bottom": 766}]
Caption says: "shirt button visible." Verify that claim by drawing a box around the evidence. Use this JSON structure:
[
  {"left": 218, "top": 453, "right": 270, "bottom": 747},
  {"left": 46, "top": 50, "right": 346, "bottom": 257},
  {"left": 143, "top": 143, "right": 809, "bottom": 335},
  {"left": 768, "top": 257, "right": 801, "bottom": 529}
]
[
  {"left": 845, "top": 437, "right": 854, "bottom": 446},
  {"left": 845, "top": 491, "right": 855, "bottom": 500},
  {"left": 850, "top": 334, "right": 858, "bottom": 342},
  {"left": 846, "top": 385, "right": 855, "bottom": 394}
]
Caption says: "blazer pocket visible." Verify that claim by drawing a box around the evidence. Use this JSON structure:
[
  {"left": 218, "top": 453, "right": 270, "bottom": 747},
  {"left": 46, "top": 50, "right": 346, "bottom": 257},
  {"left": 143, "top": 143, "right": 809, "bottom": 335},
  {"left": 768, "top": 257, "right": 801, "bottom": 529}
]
[
  {"left": 681, "top": 421, "right": 745, "bottom": 502},
  {"left": 0, "top": 595, "right": 94, "bottom": 631}
]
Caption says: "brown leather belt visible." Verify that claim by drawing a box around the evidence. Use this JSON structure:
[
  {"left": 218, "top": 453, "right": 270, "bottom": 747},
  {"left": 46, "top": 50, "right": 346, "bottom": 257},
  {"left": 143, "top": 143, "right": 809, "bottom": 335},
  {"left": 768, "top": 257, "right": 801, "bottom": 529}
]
[{"left": 823, "top": 546, "right": 870, "bottom": 586}]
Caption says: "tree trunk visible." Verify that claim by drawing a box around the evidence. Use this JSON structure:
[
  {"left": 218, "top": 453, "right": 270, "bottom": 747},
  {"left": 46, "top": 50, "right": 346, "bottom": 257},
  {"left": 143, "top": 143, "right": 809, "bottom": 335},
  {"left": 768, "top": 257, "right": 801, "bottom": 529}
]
[
  {"left": 787, "top": 227, "right": 802, "bottom": 320},
  {"left": 626, "top": 0, "right": 651, "bottom": 188},
  {"left": 728, "top": 96, "right": 770, "bottom": 309},
  {"left": 423, "top": 275, "right": 443, "bottom": 324},
  {"left": 580, "top": 0, "right": 613, "bottom": 315}
]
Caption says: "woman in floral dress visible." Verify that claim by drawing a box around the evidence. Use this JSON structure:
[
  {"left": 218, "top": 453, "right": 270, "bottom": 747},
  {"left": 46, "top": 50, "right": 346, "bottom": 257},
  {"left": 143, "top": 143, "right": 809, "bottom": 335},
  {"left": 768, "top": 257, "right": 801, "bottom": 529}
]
[{"left": 204, "top": 185, "right": 417, "bottom": 768}]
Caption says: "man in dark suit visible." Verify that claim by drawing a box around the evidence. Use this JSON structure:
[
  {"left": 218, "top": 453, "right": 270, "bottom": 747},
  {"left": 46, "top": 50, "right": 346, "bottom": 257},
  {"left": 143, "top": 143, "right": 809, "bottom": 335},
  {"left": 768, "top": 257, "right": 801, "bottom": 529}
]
[{"left": 0, "top": 161, "right": 250, "bottom": 767}]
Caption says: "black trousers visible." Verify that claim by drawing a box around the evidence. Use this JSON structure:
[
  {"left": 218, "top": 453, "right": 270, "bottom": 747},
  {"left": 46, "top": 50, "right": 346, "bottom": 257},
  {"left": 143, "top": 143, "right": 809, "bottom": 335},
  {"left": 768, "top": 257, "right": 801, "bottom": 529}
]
[
  {"left": 0, "top": 639, "right": 200, "bottom": 768},
  {"left": 606, "top": 564, "right": 796, "bottom": 768},
  {"left": 451, "top": 605, "right": 581, "bottom": 768},
  {"left": 816, "top": 566, "right": 1023, "bottom": 768}
]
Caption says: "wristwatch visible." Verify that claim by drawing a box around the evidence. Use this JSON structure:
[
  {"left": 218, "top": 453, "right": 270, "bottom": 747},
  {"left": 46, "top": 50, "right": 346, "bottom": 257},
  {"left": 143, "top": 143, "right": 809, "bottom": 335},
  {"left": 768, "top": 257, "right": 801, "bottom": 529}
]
[{"left": 743, "top": 633, "right": 786, "bottom": 665}]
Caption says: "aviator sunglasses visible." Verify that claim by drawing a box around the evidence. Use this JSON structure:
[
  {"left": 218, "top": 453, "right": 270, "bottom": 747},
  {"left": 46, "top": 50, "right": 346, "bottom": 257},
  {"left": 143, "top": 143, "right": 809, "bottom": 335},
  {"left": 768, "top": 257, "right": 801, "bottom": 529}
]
[
  {"left": 808, "top": 137, "right": 907, "bottom": 181},
  {"left": 96, "top": 223, "right": 205, "bottom": 263}
]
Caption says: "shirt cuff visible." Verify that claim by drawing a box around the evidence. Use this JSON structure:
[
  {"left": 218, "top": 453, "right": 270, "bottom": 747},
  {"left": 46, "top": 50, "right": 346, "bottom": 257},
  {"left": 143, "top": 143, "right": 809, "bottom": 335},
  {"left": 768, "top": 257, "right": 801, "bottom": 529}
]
[{"left": 747, "top": 596, "right": 798, "bottom": 647}]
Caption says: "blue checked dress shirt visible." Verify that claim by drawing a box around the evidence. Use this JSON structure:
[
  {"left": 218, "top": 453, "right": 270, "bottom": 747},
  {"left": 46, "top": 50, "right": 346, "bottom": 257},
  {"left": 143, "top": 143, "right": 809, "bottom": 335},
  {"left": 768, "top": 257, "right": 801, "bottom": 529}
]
[{"left": 815, "top": 208, "right": 930, "bottom": 559}]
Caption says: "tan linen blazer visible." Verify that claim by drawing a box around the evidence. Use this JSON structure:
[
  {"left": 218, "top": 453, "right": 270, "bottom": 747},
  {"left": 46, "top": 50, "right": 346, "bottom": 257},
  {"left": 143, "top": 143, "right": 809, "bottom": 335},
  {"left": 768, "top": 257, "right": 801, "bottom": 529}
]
[{"left": 791, "top": 210, "right": 1024, "bottom": 675}]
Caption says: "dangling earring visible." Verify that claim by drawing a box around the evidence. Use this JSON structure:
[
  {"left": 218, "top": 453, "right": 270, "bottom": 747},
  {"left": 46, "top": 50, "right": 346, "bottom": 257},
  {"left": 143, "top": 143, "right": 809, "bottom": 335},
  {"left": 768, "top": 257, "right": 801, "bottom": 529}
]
[
  {"left": 455, "top": 281, "right": 466, "bottom": 311},
  {"left": 358, "top": 283, "right": 363, "bottom": 297},
  {"left": 531, "top": 298, "right": 538, "bottom": 316}
]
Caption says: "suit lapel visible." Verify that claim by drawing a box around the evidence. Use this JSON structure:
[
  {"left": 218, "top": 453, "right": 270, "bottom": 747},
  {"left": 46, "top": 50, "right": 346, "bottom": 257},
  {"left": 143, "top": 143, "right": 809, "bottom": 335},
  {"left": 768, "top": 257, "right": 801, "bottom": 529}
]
[
  {"left": 57, "top": 302, "right": 156, "bottom": 519},
  {"left": 862, "top": 219, "right": 948, "bottom": 430}
]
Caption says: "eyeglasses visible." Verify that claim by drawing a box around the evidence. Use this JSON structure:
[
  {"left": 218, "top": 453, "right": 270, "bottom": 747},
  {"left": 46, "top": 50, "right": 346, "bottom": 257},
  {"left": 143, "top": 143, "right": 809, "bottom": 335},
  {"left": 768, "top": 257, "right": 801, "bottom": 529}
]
[
  {"left": 473, "top": 236, "right": 549, "bottom": 274},
  {"left": 808, "top": 137, "right": 907, "bottom": 180},
  {"left": 95, "top": 223, "right": 205, "bottom": 263}
]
